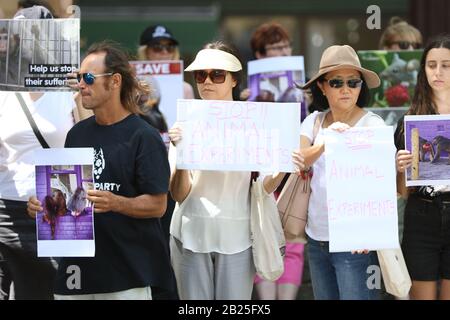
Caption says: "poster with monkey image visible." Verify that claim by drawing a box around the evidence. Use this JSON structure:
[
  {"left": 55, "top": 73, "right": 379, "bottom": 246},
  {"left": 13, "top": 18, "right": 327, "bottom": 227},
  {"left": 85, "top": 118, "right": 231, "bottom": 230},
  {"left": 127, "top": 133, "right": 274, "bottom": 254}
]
[
  {"left": 404, "top": 115, "right": 450, "bottom": 187},
  {"left": 0, "top": 18, "right": 79, "bottom": 91},
  {"left": 34, "top": 148, "right": 95, "bottom": 257}
]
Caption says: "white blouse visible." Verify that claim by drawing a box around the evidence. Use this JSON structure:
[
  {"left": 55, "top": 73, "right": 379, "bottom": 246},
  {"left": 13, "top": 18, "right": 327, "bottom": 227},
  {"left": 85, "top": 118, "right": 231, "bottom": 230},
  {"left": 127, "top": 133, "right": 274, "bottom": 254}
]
[{"left": 170, "top": 168, "right": 252, "bottom": 254}]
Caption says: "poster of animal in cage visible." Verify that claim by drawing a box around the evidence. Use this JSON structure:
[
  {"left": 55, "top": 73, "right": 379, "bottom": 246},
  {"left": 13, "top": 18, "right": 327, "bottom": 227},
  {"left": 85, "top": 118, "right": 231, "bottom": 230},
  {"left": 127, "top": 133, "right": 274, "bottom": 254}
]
[
  {"left": 358, "top": 49, "right": 423, "bottom": 108},
  {"left": 0, "top": 18, "right": 79, "bottom": 91},
  {"left": 247, "top": 56, "right": 306, "bottom": 122},
  {"left": 34, "top": 148, "right": 95, "bottom": 257},
  {"left": 404, "top": 115, "right": 450, "bottom": 186}
]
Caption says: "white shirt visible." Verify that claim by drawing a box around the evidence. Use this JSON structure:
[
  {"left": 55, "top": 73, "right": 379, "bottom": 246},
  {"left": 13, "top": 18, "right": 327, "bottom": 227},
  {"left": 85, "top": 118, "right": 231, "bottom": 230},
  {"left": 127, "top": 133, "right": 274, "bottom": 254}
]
[
  {"left": 0, "top": 92, "right": 75, "bottom": 201},
  {"left": 169, "top": 164, "right": 252, "bottom": 254},
  {"left": 300, "top": 110, "right": 386, "bottom": 241}
]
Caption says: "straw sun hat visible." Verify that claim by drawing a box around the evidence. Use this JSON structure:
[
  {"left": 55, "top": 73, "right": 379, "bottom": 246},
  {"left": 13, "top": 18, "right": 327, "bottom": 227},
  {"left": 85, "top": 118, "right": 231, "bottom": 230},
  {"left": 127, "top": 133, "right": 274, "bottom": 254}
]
[{"left": 299, "top": 45, "right": 380, "bottom": 89}]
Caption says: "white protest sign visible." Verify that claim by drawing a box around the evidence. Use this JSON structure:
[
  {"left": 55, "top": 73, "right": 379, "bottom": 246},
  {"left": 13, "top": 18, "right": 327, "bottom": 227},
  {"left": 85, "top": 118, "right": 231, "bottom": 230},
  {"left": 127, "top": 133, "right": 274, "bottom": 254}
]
[
  {"left": 324, "top": 126, "right": 398, "bottom": 252},
  {"left": 130, "top": 60, "right": 183, "bottom": 128},
  {"left": 176, "top": 99, "right": 300, "bottom": 172}
]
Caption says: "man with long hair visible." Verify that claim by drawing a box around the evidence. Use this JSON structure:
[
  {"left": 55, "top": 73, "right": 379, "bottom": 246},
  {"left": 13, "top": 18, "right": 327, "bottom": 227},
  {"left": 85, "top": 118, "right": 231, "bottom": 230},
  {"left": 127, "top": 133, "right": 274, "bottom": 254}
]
[{"left": 28, "top": 41, "right": 174, "bottom": 300}]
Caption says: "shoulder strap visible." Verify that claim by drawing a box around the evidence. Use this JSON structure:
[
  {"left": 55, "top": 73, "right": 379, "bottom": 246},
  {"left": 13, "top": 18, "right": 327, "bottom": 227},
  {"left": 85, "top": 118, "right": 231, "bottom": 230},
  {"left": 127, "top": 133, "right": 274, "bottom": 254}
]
[
  {"left": 311, "top": 112, "right": 324, "bottom": 144},
  {"left": 15, "top": 93, "right": 50, "bottom": 149}
]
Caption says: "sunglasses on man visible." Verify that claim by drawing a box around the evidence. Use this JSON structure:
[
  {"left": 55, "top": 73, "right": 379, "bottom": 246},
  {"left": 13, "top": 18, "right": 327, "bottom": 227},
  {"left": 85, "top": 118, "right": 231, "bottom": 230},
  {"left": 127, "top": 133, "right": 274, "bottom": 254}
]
[
  {"left": 77, "top": 72, "right": 113, "bottom": 85},
  {"left": 324, "top": 78, "right": 364, "bottom": 89},
  {"left": 149, "top": 43, "right": 177, "bottom": 53},
  {"left": 193, "top": 70, "right": 228, "bottom": 84}
]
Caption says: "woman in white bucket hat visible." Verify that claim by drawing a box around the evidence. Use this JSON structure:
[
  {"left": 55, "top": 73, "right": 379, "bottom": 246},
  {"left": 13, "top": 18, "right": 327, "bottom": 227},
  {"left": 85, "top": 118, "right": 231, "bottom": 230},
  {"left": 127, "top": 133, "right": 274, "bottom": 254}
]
[
  {"left": 168, "top": 41, "right": 286, "bottom": 300},
  {"left": 292, "top": 44, "right": 386, "bottom": 300}
]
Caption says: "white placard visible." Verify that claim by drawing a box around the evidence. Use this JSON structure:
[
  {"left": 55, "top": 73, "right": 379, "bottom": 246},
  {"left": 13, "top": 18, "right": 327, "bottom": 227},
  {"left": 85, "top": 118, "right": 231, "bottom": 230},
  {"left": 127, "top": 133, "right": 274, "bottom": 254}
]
[
  {"left": 324, "top": 127, "right": 399, "bottom": 252},
  {"left": 33, "top": 148, "right": 95, "bottom": 257},
  {"left": 130, "top": 60, "right": 184, "bottom": 128},
  {"left": 175, "top": 99, "right": 301, "bottom": 172}
]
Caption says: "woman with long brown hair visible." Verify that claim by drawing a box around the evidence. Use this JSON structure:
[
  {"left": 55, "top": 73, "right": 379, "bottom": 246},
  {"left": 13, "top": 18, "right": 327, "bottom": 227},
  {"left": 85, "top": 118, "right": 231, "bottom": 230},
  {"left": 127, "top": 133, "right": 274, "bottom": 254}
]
[{"left": 395, "top": 34, "right": 450, "bottom": 300}]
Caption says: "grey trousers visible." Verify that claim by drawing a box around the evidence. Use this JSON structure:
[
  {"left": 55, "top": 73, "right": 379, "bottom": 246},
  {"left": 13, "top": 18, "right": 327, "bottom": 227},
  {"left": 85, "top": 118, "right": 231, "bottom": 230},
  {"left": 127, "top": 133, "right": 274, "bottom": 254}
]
[{"left": 170, "top": 237, "right": 255, "bottom": 300}]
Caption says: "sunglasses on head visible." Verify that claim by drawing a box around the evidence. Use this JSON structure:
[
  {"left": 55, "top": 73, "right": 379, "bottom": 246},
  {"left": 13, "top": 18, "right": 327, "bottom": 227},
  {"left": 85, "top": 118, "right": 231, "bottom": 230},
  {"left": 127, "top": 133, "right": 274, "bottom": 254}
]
[
  {"left": 193, "top": 70, "right": 227, "bottom": 84},
  {"left": 77, "top": 72, "right": 113, "bottom": 85},
  {"left": 324, "top": 78, "right": 363, "bottom": 89},
  {"left": 392, "top": 41, "right": 421, "bottom": 50},
  {"left": 149, "top": 43, "right": 177, "bottom": 53}
]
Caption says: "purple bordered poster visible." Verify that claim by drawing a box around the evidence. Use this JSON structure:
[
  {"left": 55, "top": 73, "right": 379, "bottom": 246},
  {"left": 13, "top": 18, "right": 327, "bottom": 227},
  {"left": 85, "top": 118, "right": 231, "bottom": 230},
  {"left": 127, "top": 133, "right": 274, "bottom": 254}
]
[{"left": 34, "top": 148, "right": 95, "bottom": 257}]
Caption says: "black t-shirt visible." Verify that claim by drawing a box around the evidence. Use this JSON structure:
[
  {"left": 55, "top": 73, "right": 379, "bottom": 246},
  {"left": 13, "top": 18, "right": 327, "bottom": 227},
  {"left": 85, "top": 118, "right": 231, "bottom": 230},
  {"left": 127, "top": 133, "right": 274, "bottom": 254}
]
[{"left": 54, "top": 114, "right": 174, "bottom": 295}]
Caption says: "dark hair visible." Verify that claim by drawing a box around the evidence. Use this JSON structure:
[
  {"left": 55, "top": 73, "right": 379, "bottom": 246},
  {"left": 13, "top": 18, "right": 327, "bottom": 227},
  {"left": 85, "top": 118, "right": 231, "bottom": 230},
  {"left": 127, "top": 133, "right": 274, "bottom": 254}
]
[
  {"left": 202, "top": 41, "right": 243, "bottom": 101},
  {"left": 251, "top": 22, "right": 290, "bottom": 56},
  {"left": 18, "top": 0, "right": 56, "bottom": 17},
  {"left": 140, "top": 107, "right": 169, "bottom": 133},
  {"left": 86, "top": 41, "right": 148, "bottom": 114},
  {"left": 407, "top": 34, "right": 450, "bottom": 116},
  {"left": 43, "top": 195, "right": 57, "bottom": 239},
  {"left": 53, "top": 190, "right": 67, "bottom": 216},
  {"left": 309, "top": 72, "right": 370, "bottom": 110}
]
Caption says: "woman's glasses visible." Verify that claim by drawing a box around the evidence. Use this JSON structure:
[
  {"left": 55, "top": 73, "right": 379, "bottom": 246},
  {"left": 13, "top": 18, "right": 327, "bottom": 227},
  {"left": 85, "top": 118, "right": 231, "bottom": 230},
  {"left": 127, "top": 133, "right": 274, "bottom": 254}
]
[
  {"left": 325, "top": 78, "right": 363, "bottom": 89},
  {"left": 193, "top": 70, "right": 227, "bottom": 84},
  {"left": 77, "top": 72, "right": 113, "bottom": 85},
  {"left": 392, "top": 41, "right": 421, "bottom": 50},
  {"left": 149, "top": 43, "right": 177, "bottom": 53}
]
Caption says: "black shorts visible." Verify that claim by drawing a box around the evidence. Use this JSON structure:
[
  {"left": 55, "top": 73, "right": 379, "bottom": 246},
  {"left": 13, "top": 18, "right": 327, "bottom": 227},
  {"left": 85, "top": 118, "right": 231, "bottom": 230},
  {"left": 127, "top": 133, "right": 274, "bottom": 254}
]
[{"left": 402, "top": 194, "right": 450, "bottom": 281}]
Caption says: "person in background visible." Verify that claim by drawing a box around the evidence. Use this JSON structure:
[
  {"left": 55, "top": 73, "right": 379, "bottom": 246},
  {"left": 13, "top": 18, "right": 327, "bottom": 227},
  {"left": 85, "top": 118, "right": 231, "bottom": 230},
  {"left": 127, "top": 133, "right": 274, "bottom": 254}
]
[
  {"left": 244, "top": 21, "right": 305, "bottom": 300},
  {"left": 168, "top": 41, "right": 286, "bottom": 300},
  {"left": 395, "top": 34, "right": 450, "bottom": 300},
  {"left": 379, "top": 17, "right": 423, "bottom": 50},
  {"left": 138, "top": 24, "right": 194, "bottom": 100},
  {"left": 240, "top": 22, "right": 292, "bottom": 101}
]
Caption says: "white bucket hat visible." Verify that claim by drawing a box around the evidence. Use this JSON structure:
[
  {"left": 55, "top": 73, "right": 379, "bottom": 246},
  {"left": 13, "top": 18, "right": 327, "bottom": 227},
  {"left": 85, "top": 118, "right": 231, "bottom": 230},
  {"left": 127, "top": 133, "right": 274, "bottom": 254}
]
[{"left": 185, "top": 48, "right": 242, "bottom": 72}]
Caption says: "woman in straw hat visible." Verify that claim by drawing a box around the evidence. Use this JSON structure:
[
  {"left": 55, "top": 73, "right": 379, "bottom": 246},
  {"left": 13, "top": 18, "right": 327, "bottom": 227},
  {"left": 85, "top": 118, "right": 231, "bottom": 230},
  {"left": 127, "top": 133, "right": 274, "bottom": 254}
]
[
  {"left": 395, "top": 34, "right": 450, "bottom": 300},
  {"left": 168, "top": 41, "right": 286, "bottom": 300},
  {"left": 292, "top": 44, "right": 385, "bottom": 300}
]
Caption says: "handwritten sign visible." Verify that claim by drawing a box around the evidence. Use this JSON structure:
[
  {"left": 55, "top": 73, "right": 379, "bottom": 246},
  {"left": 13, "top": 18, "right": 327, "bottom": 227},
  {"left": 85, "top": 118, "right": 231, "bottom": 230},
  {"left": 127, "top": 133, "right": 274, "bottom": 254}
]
[
  {"left": 130, "top": 60, "right": 183, "bottom": 128},
  {"left": 324, "top": 126, "right": 398, "bottom": 252},
  {"left": 176, "top": 99, "right": 301, "bottom": 172}
]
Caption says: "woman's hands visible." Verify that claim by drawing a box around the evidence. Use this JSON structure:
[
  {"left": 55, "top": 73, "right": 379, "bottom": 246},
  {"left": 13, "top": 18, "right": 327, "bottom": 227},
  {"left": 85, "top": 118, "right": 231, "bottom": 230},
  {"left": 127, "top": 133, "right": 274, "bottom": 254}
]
[
  {"left": 328, "top": 121, "right": 351, "bottom": 132},
  {"left": 168, "top": 123, "right": 183, "bottom": 147},
  {"left": 396, "top": 150, "right": 413, "bottom": 172},
  {"left": 292, "top": 150, "right": 306, "bottom": 176}
]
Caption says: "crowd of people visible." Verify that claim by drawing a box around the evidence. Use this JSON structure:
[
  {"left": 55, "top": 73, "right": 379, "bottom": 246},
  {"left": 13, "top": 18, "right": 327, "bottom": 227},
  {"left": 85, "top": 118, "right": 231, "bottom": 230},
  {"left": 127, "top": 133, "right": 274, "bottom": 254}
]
[{"left": 1, "top": 1, "right": 450, "bottom": 301}]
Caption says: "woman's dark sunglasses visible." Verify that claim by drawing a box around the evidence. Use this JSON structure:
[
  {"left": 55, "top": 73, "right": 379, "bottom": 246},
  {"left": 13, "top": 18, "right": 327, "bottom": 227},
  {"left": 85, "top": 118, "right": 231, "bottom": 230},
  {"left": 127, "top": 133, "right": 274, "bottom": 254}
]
[
  {"left": 149, "top": 43, "right": 177, "bottom": 53},
  {"left": 77, "top": 73, "right": 113, "bottom": 85},
  {"left": 392, "top": 41, "right": 421, "bottom": 50},
  {"left": 194, "top": 70, "right": 227, "bottom": 84},
  {"left": 325, "top": 78, "right": 363, "bottom": 89}
]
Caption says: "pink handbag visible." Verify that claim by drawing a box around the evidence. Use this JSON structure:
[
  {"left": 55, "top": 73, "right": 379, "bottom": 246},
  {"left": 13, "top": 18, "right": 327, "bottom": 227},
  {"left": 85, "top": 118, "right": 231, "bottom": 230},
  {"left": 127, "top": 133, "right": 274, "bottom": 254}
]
[{"left": 277, "top": 112, "right": 323, "bottom": 243}]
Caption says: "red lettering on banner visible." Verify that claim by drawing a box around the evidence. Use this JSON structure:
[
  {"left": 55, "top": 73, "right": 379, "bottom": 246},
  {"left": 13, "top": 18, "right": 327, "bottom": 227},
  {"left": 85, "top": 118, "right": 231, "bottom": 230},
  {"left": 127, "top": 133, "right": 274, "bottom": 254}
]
[{"left": 132, "top": 62, "right": 182, "bottom": 75}]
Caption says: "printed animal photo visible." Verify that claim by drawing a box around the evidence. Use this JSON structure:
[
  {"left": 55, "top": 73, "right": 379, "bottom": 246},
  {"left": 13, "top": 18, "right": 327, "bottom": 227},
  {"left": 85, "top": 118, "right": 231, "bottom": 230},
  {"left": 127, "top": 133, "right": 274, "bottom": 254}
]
[
  {"left": 35, "top": 164, "right": 94, "bottom": 241},
  {"left": 358, "top": 49, "right": 423, "bottom": 108},
  {"left": 0, "top": 18, "right": 79, "bottom": 91},
  {"left": 404, "top": 115, "right": 450, "bottom": 186}
]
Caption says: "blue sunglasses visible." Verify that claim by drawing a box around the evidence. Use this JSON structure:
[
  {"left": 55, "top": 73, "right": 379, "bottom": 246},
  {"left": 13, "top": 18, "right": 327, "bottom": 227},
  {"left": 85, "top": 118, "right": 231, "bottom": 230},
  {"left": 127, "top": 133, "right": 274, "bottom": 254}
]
[{"left": 77, "top": 72, "right": 113, "bottom": 85}]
